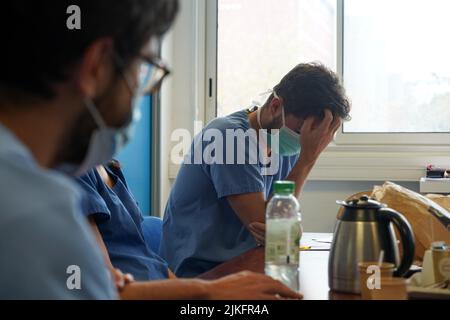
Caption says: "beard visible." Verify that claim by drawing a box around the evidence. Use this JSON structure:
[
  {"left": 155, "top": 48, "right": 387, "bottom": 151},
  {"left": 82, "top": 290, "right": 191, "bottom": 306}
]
[
  {"left": 48, "top": 64, "right": 138, "bottom": 171},
  {"left": 54, "top": 100, "right": 134, "bottom": 170},
  {"left": 54, "top": 108, "right": 98, "bottom": 167},
  {"left": 267, "top": 113, "right": 283, "bottom": 134}
]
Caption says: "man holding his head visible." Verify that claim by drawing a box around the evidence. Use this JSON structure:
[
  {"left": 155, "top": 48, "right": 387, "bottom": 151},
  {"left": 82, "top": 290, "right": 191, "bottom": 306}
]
[{"left": 161, "top": 63, "right": 352, "bottom": 277}]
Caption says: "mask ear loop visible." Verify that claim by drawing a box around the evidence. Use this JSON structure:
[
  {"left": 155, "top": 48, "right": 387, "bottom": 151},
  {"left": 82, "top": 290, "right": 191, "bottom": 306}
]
[
  {"left": 114, "top": 53, "right": 139, "bottom": 97},
  {"left": 256, "top": 105, "right": 271, "bottom": 153},
  {"left": 84, "top": 99, "right": 108, "bottom": 129},
  {"left": 257, "top": 106, "right": 264, "bottom": 129},
  {"left": 273, "top": 91, "right": 286, "bottom": 126},
  {"left": 84, "top": 54, "right": 133, "bottom": 128}
]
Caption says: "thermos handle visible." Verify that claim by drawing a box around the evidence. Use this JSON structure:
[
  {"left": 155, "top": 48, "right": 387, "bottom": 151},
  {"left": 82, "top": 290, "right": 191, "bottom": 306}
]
[{"left": 378, "top": 208, "right": 416, "bottom": 277}]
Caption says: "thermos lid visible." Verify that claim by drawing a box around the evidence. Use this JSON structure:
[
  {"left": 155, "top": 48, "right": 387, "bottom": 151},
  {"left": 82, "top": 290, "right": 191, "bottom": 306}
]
[
  {"left": 337, "top": 195, "right": 386, "bottom": 209},
  {"left": 431, "top": 242, "right": 448, "bottom": 251}
]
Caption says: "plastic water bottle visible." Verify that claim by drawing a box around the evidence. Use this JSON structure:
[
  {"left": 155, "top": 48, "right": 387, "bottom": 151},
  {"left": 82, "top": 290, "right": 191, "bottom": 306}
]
[{"left": 265, "top": 181, "right": 303, "bottom": 292}]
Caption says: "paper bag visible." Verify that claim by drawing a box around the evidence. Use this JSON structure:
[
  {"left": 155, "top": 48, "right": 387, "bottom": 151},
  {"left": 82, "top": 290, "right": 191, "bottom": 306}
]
[{"left": 372, "top": 182, "right": 450, "bottom": 261}]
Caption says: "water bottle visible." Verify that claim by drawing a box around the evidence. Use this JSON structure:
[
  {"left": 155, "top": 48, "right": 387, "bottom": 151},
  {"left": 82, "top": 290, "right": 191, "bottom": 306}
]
[{"left": 265, "top": 181, "right": 303, "bottom": 291}]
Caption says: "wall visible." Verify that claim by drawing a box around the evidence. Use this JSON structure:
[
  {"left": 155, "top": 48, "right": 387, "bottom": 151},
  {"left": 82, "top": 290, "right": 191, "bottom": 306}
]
[
  {"left": 160, "top": 0, "right": 203, "bottom": 216},
  {"left": 300, "top": 181, "right": 419, "bottom": 232},
  {"left": 117, "top": 95, "right": 152, "bottom": 215}
]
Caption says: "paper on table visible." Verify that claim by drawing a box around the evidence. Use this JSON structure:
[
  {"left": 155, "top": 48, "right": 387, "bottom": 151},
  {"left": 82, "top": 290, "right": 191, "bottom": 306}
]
[
  {"left": 300, "top": 234, "right": 333, "bottom": 251},
  {"left": 311, "top": 236, "right": 333, "bottom": 244}
]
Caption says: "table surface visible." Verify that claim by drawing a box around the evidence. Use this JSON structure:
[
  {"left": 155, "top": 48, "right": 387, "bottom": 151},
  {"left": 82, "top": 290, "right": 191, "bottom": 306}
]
[{"left": 199, "top": 233, "right": 360, "bottom": 300}]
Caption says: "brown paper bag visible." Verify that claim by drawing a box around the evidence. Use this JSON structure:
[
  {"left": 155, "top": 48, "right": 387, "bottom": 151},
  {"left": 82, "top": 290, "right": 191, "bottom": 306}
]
[
  {"left": 426, "top": 194, "right": 450, "bottom": 211},
  {"left": 372, "top": 182, "right": 450, "bottom": 261}
]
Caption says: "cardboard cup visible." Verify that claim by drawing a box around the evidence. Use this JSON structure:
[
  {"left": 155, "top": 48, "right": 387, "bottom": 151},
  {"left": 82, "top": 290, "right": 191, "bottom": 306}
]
[
  {"left": 358, "top": 262, "right": 395, "bottom": 300},
  {"left": 432, "top": 249, "right": 450, "bottom": 283},
  {"left": 369, "top": 277, "right": 408, "bottom": 300}
]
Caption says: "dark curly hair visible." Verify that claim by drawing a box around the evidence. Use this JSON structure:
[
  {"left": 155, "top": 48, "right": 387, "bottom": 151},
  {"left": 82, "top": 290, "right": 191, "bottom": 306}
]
[
  {"left": 0, "top": 0, "right": 178, "bottom": 100},
  {"left": 271, "top": 63, "right": 351, "bottom": 121}
]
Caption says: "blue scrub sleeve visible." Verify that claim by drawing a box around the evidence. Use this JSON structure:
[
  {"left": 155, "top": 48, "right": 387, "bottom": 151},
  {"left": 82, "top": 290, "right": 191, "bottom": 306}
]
[
  {"left": 76, "top": 170, "right": 111, "bottom": 223},
  {"left": 208, "top": 134, "right": 265, "bottom": 199}
]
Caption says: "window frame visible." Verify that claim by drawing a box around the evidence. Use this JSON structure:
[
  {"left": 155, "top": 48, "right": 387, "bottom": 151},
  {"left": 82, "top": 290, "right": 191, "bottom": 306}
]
[
  {"left": 206, "top": 0, "right": 218, "bottom": 122},
  {"left": 204, "top": 0, "right": 450, "bottom": 182}
]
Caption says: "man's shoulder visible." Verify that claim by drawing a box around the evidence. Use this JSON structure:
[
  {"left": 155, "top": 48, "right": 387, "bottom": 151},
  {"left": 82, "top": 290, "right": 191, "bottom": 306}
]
[
  {"left": 205, "top": 110, "right": 250, "bottom": 133},
  {"left": 0, "top": 158, "right": 116, "bottom": 299},
  {"left": 0, "top": 208, "right": 116, "bottom": 299},
  {"left": 0, "top": 155, "right": 87, "bottom": 249},
  {"left": 0, "top": 156, "right": 82, "bottom": 214}
]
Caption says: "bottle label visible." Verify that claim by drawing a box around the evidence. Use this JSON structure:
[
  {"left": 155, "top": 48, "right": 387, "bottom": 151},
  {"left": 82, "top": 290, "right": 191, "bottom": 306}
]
[{"left": 265, "top": 218, "right": 302, "bottom": 265}]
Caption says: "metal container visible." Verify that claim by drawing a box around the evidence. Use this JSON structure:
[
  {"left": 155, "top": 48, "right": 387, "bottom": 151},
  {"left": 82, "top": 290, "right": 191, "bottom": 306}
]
[{"left": 329, "top": 196, "right": 415, "bottom": 294}]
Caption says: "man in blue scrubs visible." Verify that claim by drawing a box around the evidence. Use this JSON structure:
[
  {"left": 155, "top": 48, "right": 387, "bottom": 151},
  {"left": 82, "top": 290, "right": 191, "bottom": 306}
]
[
  {"left": 76, "top": 163, "right": 303, "bottom": 300},
  {"left": 0, "top": 0, "right": 178, "bottom": 299},
  {"left": 161, "top": 63, "right": 352, "bottom": 277}
]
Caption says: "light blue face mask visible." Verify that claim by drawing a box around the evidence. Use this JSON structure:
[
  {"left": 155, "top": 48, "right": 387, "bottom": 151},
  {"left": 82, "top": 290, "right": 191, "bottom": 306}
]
[
  {"left": 257, "top": 92, "right": 302, "bottom": 157},
  {"left": 58, "top": 82, "right": 143, "bottom": 177}
]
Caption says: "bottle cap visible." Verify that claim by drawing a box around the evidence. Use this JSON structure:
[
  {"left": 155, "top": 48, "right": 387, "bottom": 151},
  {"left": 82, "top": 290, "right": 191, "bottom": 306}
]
[{"left": 273, "top": 181, "right": 295, "bottom": 195}]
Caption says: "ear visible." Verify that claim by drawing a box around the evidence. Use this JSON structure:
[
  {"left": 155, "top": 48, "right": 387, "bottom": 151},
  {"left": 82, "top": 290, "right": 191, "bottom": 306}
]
[
  {"left": 268, "top": 95, "right": 283, "bottom": 118},
  {"left": 75, "top": 38, "right": 114, "bottom": 99}
]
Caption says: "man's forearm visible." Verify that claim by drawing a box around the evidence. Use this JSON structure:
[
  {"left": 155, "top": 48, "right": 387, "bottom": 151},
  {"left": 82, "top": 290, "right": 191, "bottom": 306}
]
[
  {"left": 286, "top": 156, "right": 316, "bottom": 198},
  {"left": 120, "top": 279, "right": 210, "bottom": 300}
]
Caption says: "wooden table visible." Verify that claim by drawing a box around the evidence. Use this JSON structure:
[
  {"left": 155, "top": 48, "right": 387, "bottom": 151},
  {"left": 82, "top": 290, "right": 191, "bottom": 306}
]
[{"left": 199, "top": 233, "right": 360, "bottom": 300}]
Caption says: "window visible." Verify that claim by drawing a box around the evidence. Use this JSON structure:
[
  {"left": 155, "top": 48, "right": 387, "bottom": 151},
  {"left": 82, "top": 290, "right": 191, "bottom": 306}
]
[
  {"left": 343, "top": 0, "right": 450, "bottom": 134},
  {"left": 210, "top": 0, "right": 450, "bottom": 143},
  {"left": 215, "top": 0, "right": 337, "bottom": 117},
  {"left": 204, "top": 0, "right": 450, "bottom": 180}
]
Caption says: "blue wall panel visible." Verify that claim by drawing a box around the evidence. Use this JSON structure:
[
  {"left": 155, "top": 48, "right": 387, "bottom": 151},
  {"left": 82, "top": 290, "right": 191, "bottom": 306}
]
[{"left": 117, "top": 96, "right": 152, "bottom": 215}]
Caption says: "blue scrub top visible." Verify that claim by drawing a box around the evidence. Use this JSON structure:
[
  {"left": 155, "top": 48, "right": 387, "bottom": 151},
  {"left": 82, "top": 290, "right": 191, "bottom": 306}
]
[
  {"left": 76, "top": 164, "right": 169, "bottom": 281},
  {"left": 160, "top": 110, "right": 298, "bottom": 277},
  {"left": 0, "top": 123, "right": 116, "bottom": 299}
]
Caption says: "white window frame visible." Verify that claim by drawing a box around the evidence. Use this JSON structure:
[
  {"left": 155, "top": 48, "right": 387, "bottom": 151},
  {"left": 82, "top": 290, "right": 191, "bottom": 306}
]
[
  {"left": 205, "top": 0, "right": 218, "bottom": 122},
  {"left": 204, "top": 0, "right": 450, "bottom": 182}
]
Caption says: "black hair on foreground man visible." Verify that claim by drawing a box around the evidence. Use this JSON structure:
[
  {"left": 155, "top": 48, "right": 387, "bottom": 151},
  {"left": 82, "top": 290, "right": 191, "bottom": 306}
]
[{"left": 0, "top": 0, "right": 178, "bottom": 101}]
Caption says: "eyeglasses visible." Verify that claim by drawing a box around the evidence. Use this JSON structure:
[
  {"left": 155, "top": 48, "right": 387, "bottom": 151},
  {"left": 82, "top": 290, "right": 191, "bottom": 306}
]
[
  {"left": 115, "top": 53, "right": 171, "bottom": 95},
  {"left": 137, "top": 56, "right": 171, "bottom": 94}
]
